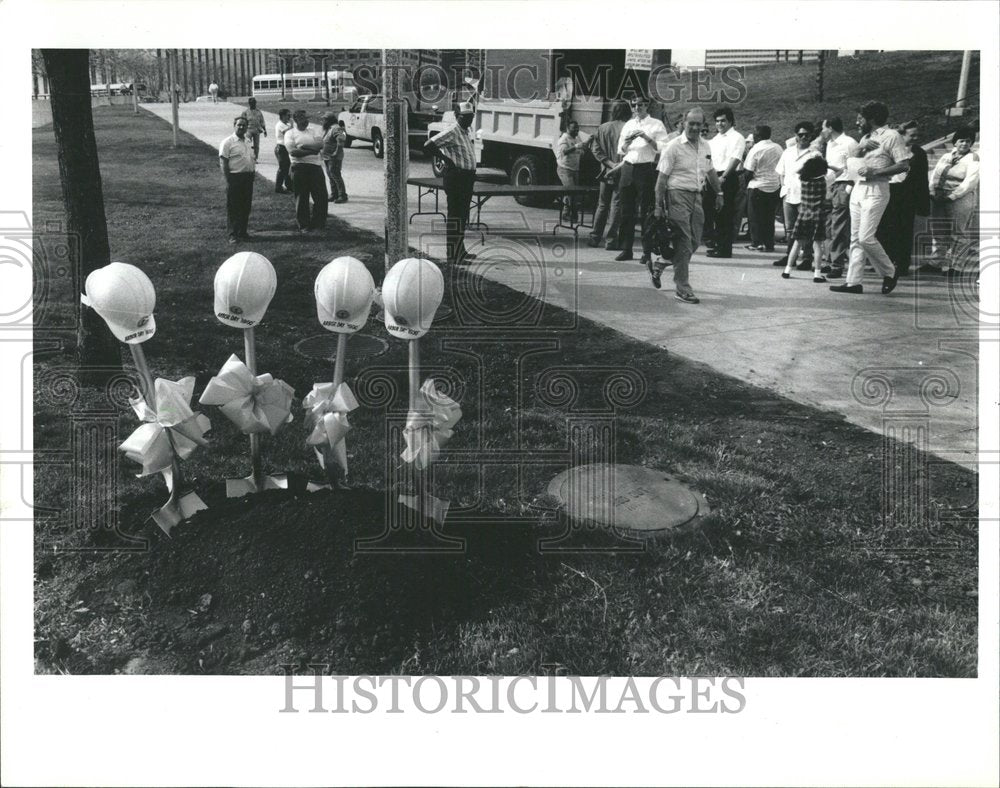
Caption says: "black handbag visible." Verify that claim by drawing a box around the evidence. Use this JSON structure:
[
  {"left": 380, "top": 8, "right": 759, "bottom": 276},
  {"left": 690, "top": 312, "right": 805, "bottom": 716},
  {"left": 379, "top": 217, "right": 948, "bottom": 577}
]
[{"left": 643, "top": 214, "right": 676, "bottom": 261}]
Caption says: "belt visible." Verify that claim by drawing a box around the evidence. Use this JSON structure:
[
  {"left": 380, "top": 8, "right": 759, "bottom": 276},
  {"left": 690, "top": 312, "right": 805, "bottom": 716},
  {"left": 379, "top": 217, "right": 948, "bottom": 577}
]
[{"left": 624, "top": 160, "right": 654, "bottom": 167}]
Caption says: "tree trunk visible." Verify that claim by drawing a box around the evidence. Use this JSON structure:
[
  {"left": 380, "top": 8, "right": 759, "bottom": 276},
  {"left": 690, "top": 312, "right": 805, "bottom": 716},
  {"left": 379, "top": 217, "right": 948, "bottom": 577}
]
[{"left": 41, "top": 48, "right": 121, "bottom": 379}]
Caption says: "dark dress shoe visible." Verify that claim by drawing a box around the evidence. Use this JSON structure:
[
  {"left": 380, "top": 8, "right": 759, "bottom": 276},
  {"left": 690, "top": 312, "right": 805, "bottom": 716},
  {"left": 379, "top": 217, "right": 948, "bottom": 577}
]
[
  {"left": 780, "top": 272, "right": 790, "bottom": 279},
  {"left": 614, "top": 250, "right": 633, "bottom": 262},
  {"left": 827, "top": 267, "right": 843, "bottom": 279},
  {"left": 830, "top": 284, "right": 863, "bottom": 294},
  {"left": 586, "top": 237, "right": 601, "bottom": 248},
  {"left": 881, "top": 276, "right": 898, "bottom": 295},
  {"left": 772, "top": 257, "right": 787, "bottom": 266},
  {"left": 646, "top": 257, "right": 661, "bottom": 289},
  {"left": 605, "top": 243, "right": 622, "bottom": 251},
  {"left": 706, "top": 249, "right": 732, "bottom": 258},
  {"left": 795, "top": 260, "right": 813, "bottom": 271}
]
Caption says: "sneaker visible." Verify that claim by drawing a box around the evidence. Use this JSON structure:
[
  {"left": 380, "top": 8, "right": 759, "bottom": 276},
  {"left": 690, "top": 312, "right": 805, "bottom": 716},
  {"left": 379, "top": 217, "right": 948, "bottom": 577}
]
[
  {"left": 829, "top": 283, "right": 863, "bottom": 294},
  {"left": 674, "top": 291, "right": 700, "bottom": 304}
]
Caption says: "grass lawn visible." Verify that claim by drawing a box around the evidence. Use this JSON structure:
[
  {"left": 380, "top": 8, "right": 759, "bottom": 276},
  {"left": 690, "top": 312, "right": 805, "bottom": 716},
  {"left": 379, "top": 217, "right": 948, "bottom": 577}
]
[
  {"left": 689, "top": 50, "right": 980, "bottom": 143},
  {"left": 32, "top": 105, "right": 977, "bottom": 677}
]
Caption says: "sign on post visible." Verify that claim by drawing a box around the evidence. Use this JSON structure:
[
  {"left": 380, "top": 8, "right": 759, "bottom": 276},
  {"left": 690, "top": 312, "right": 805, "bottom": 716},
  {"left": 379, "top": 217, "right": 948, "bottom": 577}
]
[{"left": 625, "top": 49, "right": 654, "bottom": 71}]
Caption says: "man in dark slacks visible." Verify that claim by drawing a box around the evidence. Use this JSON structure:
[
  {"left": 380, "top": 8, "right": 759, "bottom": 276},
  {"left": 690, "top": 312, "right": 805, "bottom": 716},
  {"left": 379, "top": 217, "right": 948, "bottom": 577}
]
[
  {"left": 876, "top": 121, "right": 929, "bottom": 276},
  {"left": 424, "top": 101, "right": 479, "bottom": 265},
  {"left": 218, "top": 116, "right": 256, "bottom": 243}
]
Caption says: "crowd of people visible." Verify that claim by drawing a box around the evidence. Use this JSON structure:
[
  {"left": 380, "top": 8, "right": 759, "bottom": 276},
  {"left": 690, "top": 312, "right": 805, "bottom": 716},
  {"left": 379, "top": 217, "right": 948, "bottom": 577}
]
[
  {"left": 217, "top": 102, "right": 350, "bottom": 244},
  {"left": 576, "top": 97, "right": 980, "bottom": 302}
]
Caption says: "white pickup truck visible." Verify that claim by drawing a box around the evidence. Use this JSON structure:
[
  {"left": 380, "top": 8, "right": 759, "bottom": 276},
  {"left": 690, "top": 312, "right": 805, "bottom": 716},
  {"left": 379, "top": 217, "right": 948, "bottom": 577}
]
[{"left": 338, "top": 94, "right": 440, "bottom": 159}]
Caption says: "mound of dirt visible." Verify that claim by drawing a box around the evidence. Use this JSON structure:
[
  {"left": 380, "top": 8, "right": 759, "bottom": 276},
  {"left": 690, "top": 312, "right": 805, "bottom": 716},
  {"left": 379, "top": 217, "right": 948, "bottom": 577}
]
[{"left": 34, "top": 483, "right": 582, "bottom": 675}]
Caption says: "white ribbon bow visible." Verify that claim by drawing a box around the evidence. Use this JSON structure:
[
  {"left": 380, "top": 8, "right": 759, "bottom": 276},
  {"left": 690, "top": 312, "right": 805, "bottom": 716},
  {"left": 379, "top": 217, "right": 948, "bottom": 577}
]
[
  {"left": 199, "top": 354, "right": 295, "bottom": 435},
  {"left": 303, "top": 381, "right": 359, "bottom": 473},
  {"left": 118, "top": 376, "right": 211, "bottom": 534},
  {"left": 401, "top": 378, "right": 462, "bottom": 471},
  {"left": 120, "top": 376, "right": 211, "bottom": 478}
]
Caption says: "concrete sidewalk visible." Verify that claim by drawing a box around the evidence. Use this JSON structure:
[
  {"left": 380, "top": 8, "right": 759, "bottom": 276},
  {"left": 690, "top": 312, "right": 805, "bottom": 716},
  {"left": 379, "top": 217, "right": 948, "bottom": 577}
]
[{"left": 141, "top": 100, "right": 978, "bottom": 470}]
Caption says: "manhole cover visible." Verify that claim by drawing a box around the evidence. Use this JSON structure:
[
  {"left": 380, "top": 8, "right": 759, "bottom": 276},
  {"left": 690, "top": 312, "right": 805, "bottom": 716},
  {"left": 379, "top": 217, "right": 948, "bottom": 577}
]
[
  {"left": 546, "top": 464, "right": 710, "bottom": 532},
  {"left": 293, "top": 332, "right": 389, "bottom": 361}
]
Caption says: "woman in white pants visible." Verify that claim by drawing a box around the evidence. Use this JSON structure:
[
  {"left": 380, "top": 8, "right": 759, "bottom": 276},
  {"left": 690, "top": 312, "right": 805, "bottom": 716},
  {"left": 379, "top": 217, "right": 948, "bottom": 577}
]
[{"left": 921, "top": 128, "right": 980, "bottom": 277}]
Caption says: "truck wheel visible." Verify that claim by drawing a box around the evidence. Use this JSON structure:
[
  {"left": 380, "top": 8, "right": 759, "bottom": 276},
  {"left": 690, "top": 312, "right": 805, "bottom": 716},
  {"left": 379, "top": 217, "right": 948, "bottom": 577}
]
[
  {"left": 372, "top": 130, "right": 384, "bottom": 159},
  {"left": 431, "top": 154, "right": 448, "bottom": 178},
  {"left": 343, "top": 135, "right": 353, "bottom": 148},
  {"left": 510, "top": 153, "right": 550, "bottom": 207}
]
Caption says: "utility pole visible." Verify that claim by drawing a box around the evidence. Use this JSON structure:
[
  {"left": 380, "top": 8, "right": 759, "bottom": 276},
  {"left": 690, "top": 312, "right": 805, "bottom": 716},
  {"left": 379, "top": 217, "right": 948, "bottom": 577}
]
[
  {"left": 383, "top": 49, "right": 408, "bottom": 280},
  {"left": 169, "top": 49, "right": 179, "bottom": 148},
  {"left": 816, "top": 50, "right": 825, "bottom": 102},
  {"left": 947, "top": 50, "right": 972, "bottom": 117}
]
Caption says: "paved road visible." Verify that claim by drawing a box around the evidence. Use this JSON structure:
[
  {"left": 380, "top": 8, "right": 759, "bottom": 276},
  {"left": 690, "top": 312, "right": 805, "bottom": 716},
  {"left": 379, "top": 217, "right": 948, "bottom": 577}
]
[{"left": 141, "top": 100, "right": 979, "bottom": 470}]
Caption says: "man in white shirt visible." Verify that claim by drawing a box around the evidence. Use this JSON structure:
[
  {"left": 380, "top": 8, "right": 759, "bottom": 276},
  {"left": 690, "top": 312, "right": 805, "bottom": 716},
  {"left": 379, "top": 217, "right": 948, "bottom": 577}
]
[
  {"left": 773, "top": 121, "right": 821, "bottom": 267},
  {"left": 652, "top": 108, "right": 723, "bottom": 303},
  {"left": 821, "top": 117, "right": 860, "bottom": 277},
  {"left": 613, "top": 95, "right": 669, "bottom": 265},
  {"left": 742, "top": 124, "right": 783, "bottom": 252},
  {"left": 273, "top": 108, "right": 293, "bottom": 194},
  {"left": 831, "top": 100, "right": 911, "bottom": 295},
  {"left": 218, "top": 116, "right": 256, "bottom": 244},
  {"left": 706, "top": 107, "right": 746, "bottom": 258},
  {"left": 285, "top": 109, "right": 328, "bottom": 233}
]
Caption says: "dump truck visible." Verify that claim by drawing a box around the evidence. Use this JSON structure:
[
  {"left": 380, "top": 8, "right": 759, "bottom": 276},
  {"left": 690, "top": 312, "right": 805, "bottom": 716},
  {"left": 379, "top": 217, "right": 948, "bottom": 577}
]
[{"left": 426, "top": 49, "right": 672, "bottom": 205}]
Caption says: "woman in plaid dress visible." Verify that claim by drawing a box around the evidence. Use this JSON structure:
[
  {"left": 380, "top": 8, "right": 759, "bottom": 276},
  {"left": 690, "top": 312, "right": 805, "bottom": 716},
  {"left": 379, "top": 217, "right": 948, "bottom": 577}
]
[{"left": 782, "top": 156, "right": 829, "bottom": 282}]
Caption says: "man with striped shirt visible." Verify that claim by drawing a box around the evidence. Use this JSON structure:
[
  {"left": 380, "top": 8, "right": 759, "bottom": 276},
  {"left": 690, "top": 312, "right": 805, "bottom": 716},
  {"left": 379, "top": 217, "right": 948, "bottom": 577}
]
[{"left": 425, "top": 101, "right": 478, "bottom": 265}]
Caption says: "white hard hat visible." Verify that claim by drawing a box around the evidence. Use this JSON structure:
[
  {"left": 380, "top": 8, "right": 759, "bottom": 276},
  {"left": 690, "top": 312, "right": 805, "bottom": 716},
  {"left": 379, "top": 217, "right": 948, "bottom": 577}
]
[
  {"left": 315, "top": 256, "right": 376, "bottom": 334},
  {"left": 81, "top": 262, "right": 156, "bottom": 344},
  {"left": 381, "top": 258, "right": 444, "bottom": 340},
  {"left": 213, "top": 251, "right": 277, "bottom": 329},
  {"left": 457, "top": 101, "right": 475, "bottom": 115}
]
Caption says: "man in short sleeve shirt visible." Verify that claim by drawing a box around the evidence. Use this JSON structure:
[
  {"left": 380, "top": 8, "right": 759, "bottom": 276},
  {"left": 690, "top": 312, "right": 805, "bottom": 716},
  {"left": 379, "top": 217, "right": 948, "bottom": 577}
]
[
  {"left": 821, "top": 117, "right": 861, "bottom": 276},
  {"left": 218, "top": 116, "right": 256, "bottom": 243},
  {"left": 424, "top": 101, "right": 478, "bottom": 265},
  {"left": 652, "top": 108, "right": 723, "bottom": 304},
  {"left": 706, "top": 107, "right": 746, "bottom": 258},
  {"left": 285, "top": 109, "right": 329, "bottom": 232},
  {"left": 831, "top": 101, "right": 911, "bottom": 295}
]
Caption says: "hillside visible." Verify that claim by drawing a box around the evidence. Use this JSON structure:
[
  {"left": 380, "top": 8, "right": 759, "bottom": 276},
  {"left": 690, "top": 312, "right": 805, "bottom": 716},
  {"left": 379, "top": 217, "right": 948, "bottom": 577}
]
[{"left": 660, "top": 50, "right": 980, "bottom": 143}]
